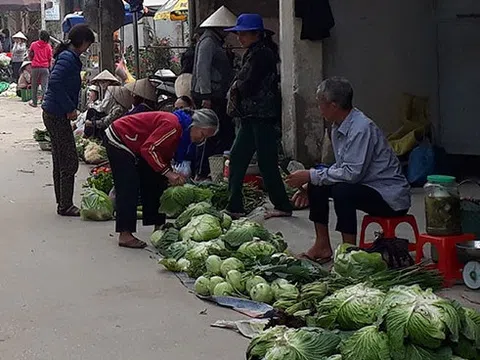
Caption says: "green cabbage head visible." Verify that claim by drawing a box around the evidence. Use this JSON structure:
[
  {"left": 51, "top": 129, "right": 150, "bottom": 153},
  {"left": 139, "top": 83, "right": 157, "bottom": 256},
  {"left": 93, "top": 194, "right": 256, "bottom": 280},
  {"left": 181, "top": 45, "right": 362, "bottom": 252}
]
[
  {"left": 223, "top": 219, "right": 271, "bottom": 248},
  {"left": 194, "top": 276, "right": 211, "bottom": 296},
  {"left": 159, "top": 185, "right": 212, "bottom": 217},
  {"left": 238, "top": 240, "right": 277, "bottom": 260},
  {"left": 209, "top": 276, "right": 225, "bottom": 295},
  {"left": 341, "top": 325, "right": 391, "bottom": 360},
  {"left": 250, "top": 283, "right": 274, "bottom": 304},
  {"left": 315, "top": 283, "right": 385, "bottom": 330},
  {"left": 220, "top": 257, "right": 245, "bottom": 277},
  {"left": 80, "top": 188, "right": 114, "bottom": 221},
  {"left": 333, "top": 244, "right": 387, "bottom": 279},
  {"left": 179, "top": 214, "right": 222, "bottom": 242},
  {"left": 246, "top": 275, "right": 268, "bottom": 293},
  {"left": 226, "top": 270, "right": 245, "bottom": 293},
  {"left": 174, "top": 201, "right": 221, "bottom": 229},
  {"left": 213, "top": 282, "right": 234, "bottom": 296},
  {"left": 379, "top": 285, "right": 462, "bottom": 358},
  {"left": 205, "top": 255, "right": 223, "bottom": 275}
]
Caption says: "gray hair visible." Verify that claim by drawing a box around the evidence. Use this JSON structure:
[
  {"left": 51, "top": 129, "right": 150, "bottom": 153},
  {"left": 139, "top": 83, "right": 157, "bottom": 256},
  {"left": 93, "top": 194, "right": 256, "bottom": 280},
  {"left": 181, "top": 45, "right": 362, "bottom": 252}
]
[
  {"left": 191, "top": 108, "right": 220, "bottom": 135},
  {"left": 316, "top": 77, "right": 354, "bottom": 110}
]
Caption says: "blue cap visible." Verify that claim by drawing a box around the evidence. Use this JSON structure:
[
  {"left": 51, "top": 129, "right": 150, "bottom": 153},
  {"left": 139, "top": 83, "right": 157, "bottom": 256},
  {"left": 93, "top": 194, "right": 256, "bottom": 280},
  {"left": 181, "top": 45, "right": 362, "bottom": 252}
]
[{"left": 225, "top": 13, "right": 265, "bottom": 32}]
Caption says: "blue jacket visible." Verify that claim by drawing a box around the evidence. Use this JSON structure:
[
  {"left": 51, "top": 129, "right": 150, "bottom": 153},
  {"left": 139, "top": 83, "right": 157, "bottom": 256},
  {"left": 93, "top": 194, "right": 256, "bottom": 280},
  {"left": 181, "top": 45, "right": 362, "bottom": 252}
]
[
  {"left": 173, "top": 110, "right": 196, "bottom": 163},
  {"left": 42, "top": 50, "right": 82, "bottom": 116}
]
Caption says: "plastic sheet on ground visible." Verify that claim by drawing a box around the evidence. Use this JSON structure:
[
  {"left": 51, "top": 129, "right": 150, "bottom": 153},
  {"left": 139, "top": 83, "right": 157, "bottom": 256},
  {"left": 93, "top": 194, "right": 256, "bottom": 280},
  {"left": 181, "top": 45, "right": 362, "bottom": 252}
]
[
  {"left": 174, "top": 272, "right": 274, "bottom": 318},
  {"left": 211, "top": 319, "right": 270, "bottom": 338}
]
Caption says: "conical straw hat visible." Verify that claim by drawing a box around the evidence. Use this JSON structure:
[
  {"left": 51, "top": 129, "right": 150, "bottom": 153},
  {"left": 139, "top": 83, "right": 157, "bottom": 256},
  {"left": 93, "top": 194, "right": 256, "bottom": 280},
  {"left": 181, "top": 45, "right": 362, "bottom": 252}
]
[
  {"left": 12, "top": 31, "right": 27, "bottom": 40},
  {"left": 108, "top": 86, "right": 134, "bottom": 109},
  {"left": 125, "top": 78, "right": 157, "bottom": 102},
  {"left": 200, "top": 6, "right": 237, "bottom": 28},
  {"left": 91, "top": 70, "right": 121, "bottom": 85}
]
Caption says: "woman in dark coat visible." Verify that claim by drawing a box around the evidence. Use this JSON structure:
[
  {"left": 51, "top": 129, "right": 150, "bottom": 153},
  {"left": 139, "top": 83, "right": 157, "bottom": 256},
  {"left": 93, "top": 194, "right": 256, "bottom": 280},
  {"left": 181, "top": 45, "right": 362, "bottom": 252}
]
[{"left": 225, "top": 14, "right": 292, "bottom": 219}]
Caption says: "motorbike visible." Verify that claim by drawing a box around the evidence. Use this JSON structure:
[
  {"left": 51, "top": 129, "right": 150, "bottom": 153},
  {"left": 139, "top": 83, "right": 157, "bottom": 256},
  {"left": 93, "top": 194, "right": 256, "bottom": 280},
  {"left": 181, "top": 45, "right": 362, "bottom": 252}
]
[
  {"left": 148, "top": 69, "right": 178, "bottom": 111},
  {"left": 0, "top": 64, "right": 12, "bottom": 83}
]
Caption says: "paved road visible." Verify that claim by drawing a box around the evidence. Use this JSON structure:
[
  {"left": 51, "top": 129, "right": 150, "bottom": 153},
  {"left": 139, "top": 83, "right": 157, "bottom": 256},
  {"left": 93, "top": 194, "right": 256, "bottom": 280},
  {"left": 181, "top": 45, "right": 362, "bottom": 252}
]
[{"left": 0, "top": 98, "right": 248, "bottom": 360}]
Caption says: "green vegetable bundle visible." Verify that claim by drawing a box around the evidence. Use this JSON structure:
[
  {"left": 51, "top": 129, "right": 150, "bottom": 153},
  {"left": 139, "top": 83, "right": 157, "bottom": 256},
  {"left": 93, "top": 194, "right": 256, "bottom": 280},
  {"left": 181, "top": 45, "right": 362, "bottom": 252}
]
[
  {"left": 159, "top": 184, "right": 213, "bottom": 217},
  {"left": 80, "top": 188, "right": 114, "bottom": 221}
]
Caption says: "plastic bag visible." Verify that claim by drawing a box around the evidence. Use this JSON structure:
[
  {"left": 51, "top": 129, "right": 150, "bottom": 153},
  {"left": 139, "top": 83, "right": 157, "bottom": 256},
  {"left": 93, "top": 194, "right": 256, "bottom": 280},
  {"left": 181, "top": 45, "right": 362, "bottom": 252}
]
[
  {"left": 80, "top": 188, "right": 114, "bottom": 221},
  {"left": 407, "top": 141, "right": 435, "bottom": 186},
  {"left": 174, "top": 160, "right": 192, "bottom": 178}
]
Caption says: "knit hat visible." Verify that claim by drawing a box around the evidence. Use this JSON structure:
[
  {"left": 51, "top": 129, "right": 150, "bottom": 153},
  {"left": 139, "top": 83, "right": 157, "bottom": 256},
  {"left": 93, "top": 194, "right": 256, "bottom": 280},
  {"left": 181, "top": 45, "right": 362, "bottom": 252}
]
[
  {"left": 125, "top": 78, "right": 157, "bottom": 102},
  {"left": 12, "top": 32, "right": 27, "bottom": 40},
  {"left": 91, "top": 70, "right": 121, "bottom": 86},
  {"left": 200, "top": 6, "right": 237, "bottom": 28},
  {"left": 108, "top": 86, "right": 134, "bottom": 109}
]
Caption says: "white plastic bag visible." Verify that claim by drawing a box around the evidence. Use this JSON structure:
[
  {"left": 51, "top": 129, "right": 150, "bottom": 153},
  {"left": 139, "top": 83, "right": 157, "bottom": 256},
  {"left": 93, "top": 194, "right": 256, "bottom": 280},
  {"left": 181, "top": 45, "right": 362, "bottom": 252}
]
[{"left": 174, "top": 160, "right": 192, "bottom": 178}]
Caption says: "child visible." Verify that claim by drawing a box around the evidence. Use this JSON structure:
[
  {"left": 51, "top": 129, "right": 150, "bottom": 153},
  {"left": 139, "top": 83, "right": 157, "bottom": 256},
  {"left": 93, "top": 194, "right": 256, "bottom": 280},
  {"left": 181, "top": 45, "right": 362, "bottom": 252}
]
[
  {"left": 16, "top": 61, "right": 32, "bottom": 97},
  {"left": 41, "top": 24, "right": 95, "bottom": 217}
]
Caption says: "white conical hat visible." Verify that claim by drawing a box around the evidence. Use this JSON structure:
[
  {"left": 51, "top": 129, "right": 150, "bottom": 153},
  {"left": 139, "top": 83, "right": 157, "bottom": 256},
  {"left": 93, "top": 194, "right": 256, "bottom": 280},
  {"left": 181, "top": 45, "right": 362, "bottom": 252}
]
[
  {"left": 200, "top": 6, "right": 237, "bottom": 28},
  {"left": 125, "top": 78, "right": 157, "bottom": 102},
  {"left": 91, "top": 70, "right": 121, "bottom": 85},
  {"left": 20, "top": 61, "right": 31, "bottom": 70},
  {"left": 12, "top": 31, "right": 27, "bottom": 40}
]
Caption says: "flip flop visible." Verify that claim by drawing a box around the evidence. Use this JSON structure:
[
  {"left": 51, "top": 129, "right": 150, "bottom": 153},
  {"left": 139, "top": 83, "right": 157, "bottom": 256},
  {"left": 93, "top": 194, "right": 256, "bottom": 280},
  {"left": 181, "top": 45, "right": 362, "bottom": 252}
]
[
  {"left": 58, "top": 205, "right": 80, "bottom": 217},
  {"left": 298, "top": 253, "right": 333, "bottom": 265},
  {"left": 264, "top": 210, "right": 293, "bottom": 220},
  {"left": 119, "top": 237, "right": 147, "bottom": 249}
]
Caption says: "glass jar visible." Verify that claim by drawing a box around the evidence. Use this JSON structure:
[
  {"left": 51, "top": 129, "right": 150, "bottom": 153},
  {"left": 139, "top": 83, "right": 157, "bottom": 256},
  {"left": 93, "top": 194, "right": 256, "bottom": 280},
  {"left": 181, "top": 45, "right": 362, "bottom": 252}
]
[
  {"left": 424, "top": 175, "right": 462, "bottom": 236},
  {"left": 223, "top": 151, "right": 230, "bottom": 181}
]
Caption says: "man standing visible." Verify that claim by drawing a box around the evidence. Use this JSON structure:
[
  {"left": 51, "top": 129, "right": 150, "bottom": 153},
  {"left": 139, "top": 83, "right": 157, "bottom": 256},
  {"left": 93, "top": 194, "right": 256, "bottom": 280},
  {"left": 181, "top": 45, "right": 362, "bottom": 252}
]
[
  {"left": 191, "top": 6, "right": 237, "bottom": 178},
  {"left": 286, "top": 77, "right": 411, "bottom": 264}
]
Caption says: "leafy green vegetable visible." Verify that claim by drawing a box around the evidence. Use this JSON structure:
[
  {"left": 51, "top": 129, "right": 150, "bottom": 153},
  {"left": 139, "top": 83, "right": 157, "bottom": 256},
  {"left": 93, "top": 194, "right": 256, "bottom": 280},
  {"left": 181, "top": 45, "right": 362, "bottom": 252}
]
[
  {"left": 165, "top": 241, "right": 191, "bottom": 260},
  {"left": 159, "top": 258, "right": 187, "bottom": 272},
  {"left": 177, "top": 258, "right": 190, "bottom": 271},
  {"left": 341, "top": 325, "right": 391, "bottom": 360},
  {"left": 226, "top": 270, "right": 245, "bottom": 293},
  {"left": 333, "top": 244, "right": 387, "bottom": 279},
  {"left": 223, "top": 220, "right": 271, "bottom": 248},
  {"left": 80, "top": 188, "right": 114, "bottom": 221},
  {"left": 238, "top": 240, "right": 277, "bottom": 260},
  {"left": 315, "top": 283, "right": 385, "bottom": 330},
  {"left": 461, "top": 307, "right": 480, "bottom": 349},
  {"left": 272, "top": 282, "right": 299, "bottom": 301},
  {"left": 194, "top": 276, "right": 211, "bottom": 296},
  {"left": 402, "top": 344, "right": 452, "bottom": 360},
  {"left": 247, "top": 326, "right": 288, "bottom": 360},
  {"left": 213, "top": 282, "right": 234, "bottom": 296},
  {"left": 159, "top": 185, "right": 213, "bottom": 217},
  {"left": 174, "top": 202, "right": 221, "bottom": 229},
  {"left": 205, "top": 255, "right": 223, "bottom": 276},
  {"left": 209, "top": 276, "right": 225, "bottom": 295},
  {"left": 220, "top": 257, "right": 245, "bottom": 277},
  {"left": 179, "top": 214, "right": 223, "bottom": 242},
  {"left": 452, "top": 335, "right": 479, "bottom": 360},
  {"left": 250, "top": 283, "right": 274, "bottom": 304},
  {"left": 150, "top": 227, "right": 180, "bottom": 255},
  {"left": 379, "top": 285, "right": 462, "bottom": 358},
  {"left": 221, "top": 213, "right": 232, "bottom": 230},
  {"left": 246, "top": 275, "right": 268, "bottom": 293}
]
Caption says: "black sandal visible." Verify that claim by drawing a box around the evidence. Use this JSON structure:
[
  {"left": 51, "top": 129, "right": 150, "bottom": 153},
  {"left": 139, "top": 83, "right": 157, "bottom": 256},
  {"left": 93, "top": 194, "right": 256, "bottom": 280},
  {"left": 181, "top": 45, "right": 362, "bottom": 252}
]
[{"left": 58, "top": 205, "right": 81, "bottom": 217}]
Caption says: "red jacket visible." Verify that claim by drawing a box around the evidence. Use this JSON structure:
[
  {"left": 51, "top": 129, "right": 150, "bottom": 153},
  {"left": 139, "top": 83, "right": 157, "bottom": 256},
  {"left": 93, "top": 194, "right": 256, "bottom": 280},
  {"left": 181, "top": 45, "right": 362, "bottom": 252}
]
[
  {"left": 29, "top": 40, "right": 52, "bottom": 68},
  {"left": 108, "top": 112, "right": 182, "bottom": 174}
]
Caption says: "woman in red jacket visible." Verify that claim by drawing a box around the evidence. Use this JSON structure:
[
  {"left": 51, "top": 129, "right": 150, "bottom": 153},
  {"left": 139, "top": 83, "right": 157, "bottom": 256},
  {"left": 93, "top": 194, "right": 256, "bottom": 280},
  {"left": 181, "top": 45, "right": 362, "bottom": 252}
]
[{"left": 105, "top": 108, "right": 219, "bottom": 248}]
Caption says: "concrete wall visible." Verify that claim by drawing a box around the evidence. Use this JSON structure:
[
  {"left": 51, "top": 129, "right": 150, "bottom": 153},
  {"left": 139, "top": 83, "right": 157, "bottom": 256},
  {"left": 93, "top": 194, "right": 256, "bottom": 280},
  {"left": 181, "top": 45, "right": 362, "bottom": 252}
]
[{"left": 323, "top": 0, "right": 438, "bottom": 134}]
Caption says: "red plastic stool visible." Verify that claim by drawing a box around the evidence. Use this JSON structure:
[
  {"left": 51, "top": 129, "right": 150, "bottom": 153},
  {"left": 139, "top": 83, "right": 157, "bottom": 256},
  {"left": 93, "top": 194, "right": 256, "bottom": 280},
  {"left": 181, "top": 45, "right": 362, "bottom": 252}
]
[
  {"left": 359, "top": 215, "right": 419, "bottom": 252},
  {"left": 415, "top": 233, "right": 476, "bottom": 287}
]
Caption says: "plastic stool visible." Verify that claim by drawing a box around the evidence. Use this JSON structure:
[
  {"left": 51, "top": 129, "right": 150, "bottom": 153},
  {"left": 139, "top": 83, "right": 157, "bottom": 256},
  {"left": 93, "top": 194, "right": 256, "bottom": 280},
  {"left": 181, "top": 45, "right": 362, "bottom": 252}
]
[
  {"left": 359, "top": 215, "right": 419, "bottom": 252},
  {"left": 415, "top": 233, "right": 476, "bottom": 287}
]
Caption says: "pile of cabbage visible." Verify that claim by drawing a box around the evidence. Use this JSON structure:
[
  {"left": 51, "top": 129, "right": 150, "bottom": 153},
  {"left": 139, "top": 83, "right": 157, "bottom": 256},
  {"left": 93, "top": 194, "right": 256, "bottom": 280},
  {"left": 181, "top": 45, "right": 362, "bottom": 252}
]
[{"left": 246, "top": 284, "right": 480, "bottom": 360}]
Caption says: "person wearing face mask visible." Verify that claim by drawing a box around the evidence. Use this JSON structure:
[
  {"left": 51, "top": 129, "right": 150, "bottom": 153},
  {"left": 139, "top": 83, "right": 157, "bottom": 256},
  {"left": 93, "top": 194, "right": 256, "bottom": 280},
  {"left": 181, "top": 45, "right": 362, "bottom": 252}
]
[
  {"left": 225, "top": 14, "right": 292, "bottom": 220},
  {"left": 104, "top": 108, "right": 219, "bottom": 249}
]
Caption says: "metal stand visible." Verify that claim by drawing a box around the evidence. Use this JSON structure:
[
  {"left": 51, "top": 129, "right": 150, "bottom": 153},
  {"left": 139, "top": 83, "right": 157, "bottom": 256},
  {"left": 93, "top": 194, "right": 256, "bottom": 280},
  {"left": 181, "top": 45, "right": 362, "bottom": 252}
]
[{"left": 132, "top": 11, "right": 140, "bottom": 78}]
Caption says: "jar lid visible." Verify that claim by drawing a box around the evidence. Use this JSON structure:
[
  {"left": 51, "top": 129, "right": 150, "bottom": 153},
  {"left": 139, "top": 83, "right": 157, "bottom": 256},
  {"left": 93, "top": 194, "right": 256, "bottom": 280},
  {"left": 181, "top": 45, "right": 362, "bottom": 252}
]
[
  {"left": 223, "top": 151, "right": 231, "bottom": 156},
  {"left": 427, "top": 175, "right": 456, "bottom": 184}
]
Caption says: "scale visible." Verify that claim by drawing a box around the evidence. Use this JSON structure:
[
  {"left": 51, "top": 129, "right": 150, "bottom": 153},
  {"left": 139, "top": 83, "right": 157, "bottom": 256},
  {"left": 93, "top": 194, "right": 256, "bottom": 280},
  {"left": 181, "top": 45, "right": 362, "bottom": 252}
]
[{"left": 456, "top": 241, "right": 480, "bottom": 290}]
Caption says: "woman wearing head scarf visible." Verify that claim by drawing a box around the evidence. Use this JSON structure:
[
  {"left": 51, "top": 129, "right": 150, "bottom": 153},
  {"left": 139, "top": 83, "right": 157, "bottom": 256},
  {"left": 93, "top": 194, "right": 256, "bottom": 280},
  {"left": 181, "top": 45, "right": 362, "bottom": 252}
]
[
  {"left": 104, "top": 108, "right": 219, "bottom": 248},
  {"left": 11, "top": 32, "right": 28, "bottom": 82},
  {"left": 225, "top": 14, "right": 292, "bottom": 219}
]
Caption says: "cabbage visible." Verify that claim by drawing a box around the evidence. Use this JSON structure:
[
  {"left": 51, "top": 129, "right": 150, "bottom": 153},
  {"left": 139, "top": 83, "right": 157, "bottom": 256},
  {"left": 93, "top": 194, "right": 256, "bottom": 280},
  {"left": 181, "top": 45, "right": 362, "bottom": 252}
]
[
  {"left": 272, "top": 282, "right": 299, "bottom": 301},
  {"left": 246, "top": 275, "right": 268, "bottom": 293},
  {"left": 159, "top": 184, "right": 213, "bottom": 217},
  {"left": 250, "top": 283, "right": 274, "bottom": 304},
  {"left": 213, "top": 282, "right": 234, "bottom": 296},
  {"left": 223, "top": 220, "right": 271, "bottom": 248},
  {"left": 248, "top": 326, "right": 342, "bottom": 360},
  {"left": 403, "top": 344, "right": 452, "bottom": 360},
  {"left": 333, "top": 244, "right": 387, "bottom": 279},
  {"left": 185, "top": 243, "right": 210, "bottom": 262},
  {"left": 194, "top": 276, "right": 211, "bottom": 296},
  {"left": 209, "top": 276, "right": 225, "bottom": 295},
  {"left": 341, "top": 326, "right": 391, "bottom": 360},
  {"left": 220, "top": 257, "right": 245, "bottom": 277},
  {"left": 379, "top": 285, "right": 462, "bottom": 357},
  {"left": 315, "top": 283, "right": 385, "bottom": 330},
  {"left": 205, "top": 255, "right": 223, "bottom": 275},
  {"left": 80, "top": 188, "right": 114, "bottom": 221},
  {"left": 452, "top": 336, "right": 478, "bottom": 360},
  {"left": 179, "top": 214, "right": 222, "bottom": 242},
  {"left": 226, "top": 270, "right": 245, "bottom": 293},
  {"left": 165, "top": 241, "right": 191, "bottom": 260},
  {"left": 174, "top": 202, "right": 221, "bottom": 229},
  {"left": 150, "top": 227, "right": 180, "bottom": 255},
  {"left": 238, "top": 240, "right": 277, "bottom": 259},
  {"left": 221, "top": 213, "right": 232, "bottom": 230},
  {"left": 159, "top": 258, "right": 190, "bottom": 272},
  {"left": 461, "top": 307, "right": 480, "bottom": 348}
]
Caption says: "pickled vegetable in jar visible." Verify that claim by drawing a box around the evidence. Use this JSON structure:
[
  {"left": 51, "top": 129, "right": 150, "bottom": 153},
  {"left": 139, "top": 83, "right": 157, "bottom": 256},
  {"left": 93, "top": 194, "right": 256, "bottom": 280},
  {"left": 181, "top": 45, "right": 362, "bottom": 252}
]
[{"left": 424, "top": 175, "right": 462, "bottom": 236}]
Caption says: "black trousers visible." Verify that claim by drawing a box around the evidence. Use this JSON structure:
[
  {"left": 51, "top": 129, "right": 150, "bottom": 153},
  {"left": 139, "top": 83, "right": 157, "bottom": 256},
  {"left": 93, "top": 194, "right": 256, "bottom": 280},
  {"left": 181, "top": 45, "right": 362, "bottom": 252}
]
[
  {"left": 192, "top": 97, "right": 235, "bottom": 177},
  {"left": 308, "top": 183, "right": 408, "bottom": 235},
  {"left": 106, "top": 143, "right": 167, "bottom": 233}
]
